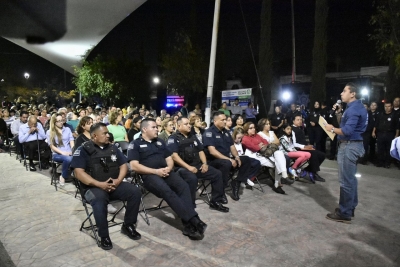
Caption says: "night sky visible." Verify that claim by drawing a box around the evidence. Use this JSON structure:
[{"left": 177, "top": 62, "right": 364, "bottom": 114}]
[{"left": 0, "top": 0, "right": 382, "bottom": 91}]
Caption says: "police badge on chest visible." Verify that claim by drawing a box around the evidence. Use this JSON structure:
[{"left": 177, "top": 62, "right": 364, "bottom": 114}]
[{"left": 111, "top": 154, "right": 117, "bottom": 162}]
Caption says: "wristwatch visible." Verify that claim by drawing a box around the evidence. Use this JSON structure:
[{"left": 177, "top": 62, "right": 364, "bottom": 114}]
[{"left": 331, "top": 127, "right": 335, "bottom": 133}]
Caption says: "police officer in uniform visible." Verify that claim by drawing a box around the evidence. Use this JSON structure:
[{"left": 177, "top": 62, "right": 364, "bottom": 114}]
[
  {"left": 368, "top": 102, "right": 379, "bottom": 163},
  {"left": 269, "top": 106, "right": 284, "bottom": 135},
  {"left": 307, "top": 101, "right": 323, "bottom": 152},
  {"left": 167, "top": 117, "right": 229, "bottom": 212},
  {"left": 372, "top": 101, "right": 400, "bottom": 168},
  {"left": 70, "top": 123, "right": 142, "bottom": 250},
  {"left": 203, "top": 112, "right": 257, "bottom": 201},
  {"left": 128, "top": 118, "right": 207, "bottom": 240}
]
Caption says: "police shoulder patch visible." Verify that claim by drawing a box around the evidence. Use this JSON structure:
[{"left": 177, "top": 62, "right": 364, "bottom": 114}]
[
  {"left": 128, "top": 143, "right": 134, "bottom": 150},
  {"left": 73, "top": 149, "right": 80, "bottom": 156},
  {"left": 157, "top": 141, "right": 162, "bottom": 146},
  {"left": 206, "top": 132, "right": 212, "bottom": 137},
  {"left": 167, "top": 139, "right": 174, "bottom": 144}
]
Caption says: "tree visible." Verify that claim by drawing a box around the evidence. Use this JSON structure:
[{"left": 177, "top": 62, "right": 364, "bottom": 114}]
[
  {"left": 73, "top": 55, "right": 150, "bottom": 106},
  {"left": 258, "top": 0, "right": 273, "bottom": 117},
  {"left": 161, "top": 31, "right": 208, "bottom": 97},
  {"left": 310, "top": 0, "right": 328, "bottom": 105},
  {"left": 370, "top": 0, "right": 400, "bottom": 100}
]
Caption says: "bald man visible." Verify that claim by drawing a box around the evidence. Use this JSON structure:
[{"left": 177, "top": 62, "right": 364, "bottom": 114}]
[{"left": 19, "top": 116, "right": 50, "bottom": 171}]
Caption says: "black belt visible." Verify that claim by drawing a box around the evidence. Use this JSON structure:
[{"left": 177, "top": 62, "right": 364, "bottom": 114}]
[{"left": 339, "top": 140, "right": 363, "bottom": 143}]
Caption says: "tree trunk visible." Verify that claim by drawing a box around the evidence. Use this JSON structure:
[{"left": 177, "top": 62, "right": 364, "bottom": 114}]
[
  {"left": 386, "top": 56, "right": 400, "bottom": 101},
  {"left": 310, "top": 0, "right": 328, "bottom": 106},
  {"left": 258, "top": 0, "right": 273, "bottom": 117}
]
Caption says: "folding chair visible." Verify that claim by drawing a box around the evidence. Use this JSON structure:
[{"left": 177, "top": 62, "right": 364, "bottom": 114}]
[
  {"left": 196, "top": 179, "right": 212, "bottom": 204},
  {"left": 115, "top": 141, "right": 129, "bottom": 156},
  {"left": 73, "top": 177, "right": 127, "bottom": 247},
  {"left": 134, "top": 173, "right": 169, "bottom": 226},
  {"left": 50, "top": 159, "right": 62, "bottom": 191}
]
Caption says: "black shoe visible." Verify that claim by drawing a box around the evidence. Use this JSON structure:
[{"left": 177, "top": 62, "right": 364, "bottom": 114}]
[
  {"left": 29, "top": 165, "right": 36, "bottom": 171},
  {"left": 272, "top": 186, "right": 285, "bottom": 194},
  {"left": 328, "top": 156, "right": 335, "bottom": 160},
  {"left": 182, "top": 224, "right": 203, "bottom": 240},
  {"left": 230, "top": 180, "right": 240, "bottom": 201},
  {"left": 209, "top": 201, "right": 229, "bottom": 213},
  {"left": 100, "top": 236, "right": 113, "bottom": 250},
  {"left": 121, "top": 223, "right": 141, "bottom": 240},
  {"left": 281, "top": 177, "right": 294, "bottom": 185},
  {"left": 190, "top": 216, "right": 208, "bottom": 235},
  {"left": 221, "top": 194, "right": 228, "bottom": 204},
  {"left": 314, "top": 174, "right": 325, "bottom": 182},
  {"left": 41, "top": 163, "right": 49, "bottom": 170},
  {"left": 326, "top": 210, "right": 351, "bottom": 224},
  {"left": 335, "top": 208, "right": 355, "bottom": 218}
]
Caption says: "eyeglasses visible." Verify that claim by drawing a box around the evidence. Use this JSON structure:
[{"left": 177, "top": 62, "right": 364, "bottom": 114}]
[{"left": 100, "top": 158, "right": 109, "bottom": 172}]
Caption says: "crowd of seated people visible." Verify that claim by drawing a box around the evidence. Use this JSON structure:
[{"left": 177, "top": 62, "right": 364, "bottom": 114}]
[{"left": 1, "top": 96, "right": 399, "bottom": 244}]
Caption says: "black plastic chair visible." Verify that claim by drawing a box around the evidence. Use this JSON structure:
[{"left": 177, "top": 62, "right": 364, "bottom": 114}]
[{"left": 73, "top": 176, "right": 127, "bottom": 247}]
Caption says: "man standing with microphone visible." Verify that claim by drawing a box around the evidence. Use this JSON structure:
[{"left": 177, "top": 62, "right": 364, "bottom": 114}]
[{"left": 324, "top": 83, "right": 367, "bottom": 224}]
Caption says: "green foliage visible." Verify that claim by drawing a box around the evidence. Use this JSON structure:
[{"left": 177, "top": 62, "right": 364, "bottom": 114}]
[
  {"left": 310, "top": 0, "right": 328, "bottom": 105},
  {"left": 161, "top": 31, "right": 208, "bottom": 96},
  {"left": 370, "top": 0, "right": 400, "bottom": 100},
  {"left": 73, "top": 55, "right": 150, "bottom": 106},
  {"left": 370, "top": 0, "right": 400, "bottom": 70}
]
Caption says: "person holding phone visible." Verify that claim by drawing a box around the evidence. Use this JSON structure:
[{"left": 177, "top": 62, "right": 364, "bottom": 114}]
[{"left": 71, "top": 123, "right": 142, "bottom": 250}]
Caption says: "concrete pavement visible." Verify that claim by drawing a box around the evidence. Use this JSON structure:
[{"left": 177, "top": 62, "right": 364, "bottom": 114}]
[{"left": 0, "top": 153, "right": 400, "bottom": 267}]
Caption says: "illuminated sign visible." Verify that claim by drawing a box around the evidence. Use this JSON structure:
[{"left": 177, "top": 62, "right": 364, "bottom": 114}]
[{"left": 166, "top": 95, "right": 185, "bottom": 108}]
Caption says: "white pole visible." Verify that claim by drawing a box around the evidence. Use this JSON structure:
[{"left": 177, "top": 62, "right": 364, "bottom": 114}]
[{"left": 205, "top": 0, "right": 221, "bottom": 127}]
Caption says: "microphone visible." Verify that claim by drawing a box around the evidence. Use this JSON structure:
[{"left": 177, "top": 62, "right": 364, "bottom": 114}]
[{"left": 330, "top": 100, "right": 342, "bottom": 115}]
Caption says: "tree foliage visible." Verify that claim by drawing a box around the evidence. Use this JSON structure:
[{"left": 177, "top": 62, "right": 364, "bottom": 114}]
[
  {"left": 161, "top": 31, "right": 208, "bottom": 96},
  {"left": 258, "top": 0, "right": 273, "bottom": 117},
  {"left": 73, "top": 55, "right": 150, "bottom": 106},
  {"left": 370, "top": 0, "right": 400, "bottom": 100},
  {"left": 310, "top": 0, "right": 328, "bottom": 105}
]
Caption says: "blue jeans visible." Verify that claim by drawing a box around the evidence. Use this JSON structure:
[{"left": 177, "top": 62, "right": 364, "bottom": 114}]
[
  {"left": 52, "top": 154, "right": 72, "bottom": 178},
  {"left": 337, "top": 141, "right": 364, "bottom": 218}
]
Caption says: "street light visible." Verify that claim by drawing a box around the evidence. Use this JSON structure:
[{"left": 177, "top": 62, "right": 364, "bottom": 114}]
[
  {"left": 24, "top": 72, "right": 30, "bottom": 79},
  {"left": 361, "top": 87, "right": 368, "bottom": 96},
  {"left": 282, "top": 91, "right": 291, "bottom": 101},
  {"left": 153, "top": 77, "right": 160, "bottom": 84}
]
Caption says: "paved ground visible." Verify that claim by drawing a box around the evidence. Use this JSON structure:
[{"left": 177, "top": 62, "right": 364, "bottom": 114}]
[{"left": 1, "top": 153, "right": 400, "bottom": 267}]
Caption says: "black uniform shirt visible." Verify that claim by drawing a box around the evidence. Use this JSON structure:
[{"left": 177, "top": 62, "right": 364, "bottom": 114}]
[
  {"left": 70, "top": 143, "right": 127, "bottom": 172},
  {"left": 202, "top": 125, "right": 233, "bottom": 157},
  {"left": 127, "top": 137, "right": 171, "bottom": 168},
  {"left": 375, "top": 112, "right": 399, "bottom": 132},
  {"left": 167, "top": 131, "right": 204, "bottom": 153},
  {"left": 269, "top": 112, "right": 284, "bottom": 127}
]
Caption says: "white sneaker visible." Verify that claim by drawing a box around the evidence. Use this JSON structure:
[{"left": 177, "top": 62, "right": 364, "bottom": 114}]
[
  {"left": 247, "top": 179, "right": 255, "bottom": 187},
  {"left": 107, "top": 204, "right": 117, "bottom": 214},
  {"left": 59, "top": 175, "right": 65, "bottom": 186},
  {"left": 288, "top": 167, "right": 298, "bottom": 177},
  {"left": 240, "top": 182, "right": 246, "bottom": 188}
]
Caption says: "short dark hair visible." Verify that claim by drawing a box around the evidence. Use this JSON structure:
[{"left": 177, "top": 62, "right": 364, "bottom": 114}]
[
  {"left": 20, "top": 111, "right": 29, "bottom": 117},
  {"left": 346, "top": 82, "right": 358, "bottom": 94},
  {"left": 293, "top": 114, "right": 302, "bottom": 122},
  {"left": 212, "top": 111, "right": 225, "bottom": 120},
  {"left": 90, "top": 122, "right": 107, "bottom": 134},
  {"left": 140, "top": 118, "right": 156, "bottom": 130},
  {"left": 177, "top": 116, "right": 188, "bottom": 125}
]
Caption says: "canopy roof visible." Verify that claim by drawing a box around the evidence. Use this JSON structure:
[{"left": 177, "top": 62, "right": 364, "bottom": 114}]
[{"left": 3, "top": 0, "right": 146, "bottom": 74}]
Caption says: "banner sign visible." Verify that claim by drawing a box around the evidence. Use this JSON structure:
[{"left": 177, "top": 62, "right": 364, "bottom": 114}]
[{"left": 221, "top": 88, "right": 252, "bottom": 107}]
